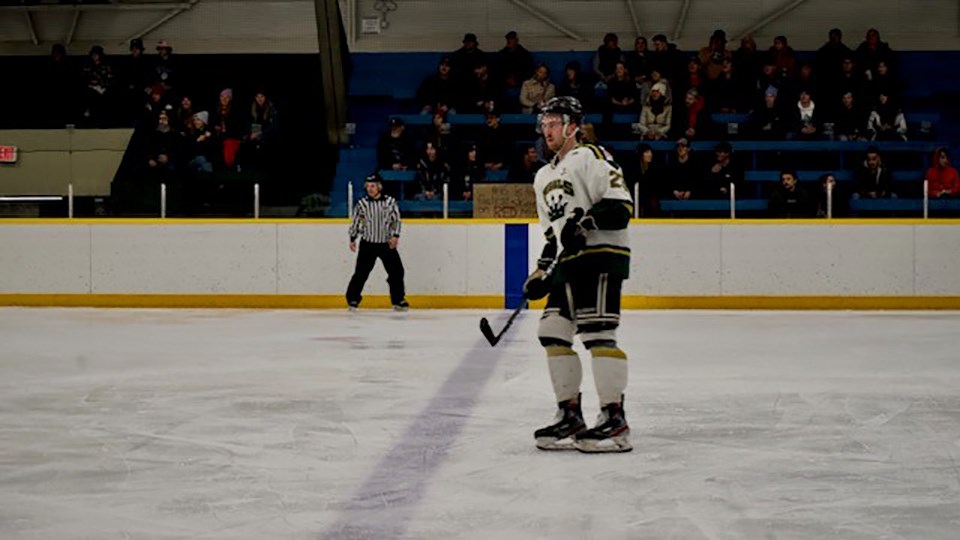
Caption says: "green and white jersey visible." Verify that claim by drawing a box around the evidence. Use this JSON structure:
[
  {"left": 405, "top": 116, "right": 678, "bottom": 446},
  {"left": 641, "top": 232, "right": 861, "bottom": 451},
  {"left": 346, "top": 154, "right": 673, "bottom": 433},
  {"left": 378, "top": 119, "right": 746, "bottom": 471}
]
[{"left": 533, "top": 143, "right": 634, "bottom": 280}]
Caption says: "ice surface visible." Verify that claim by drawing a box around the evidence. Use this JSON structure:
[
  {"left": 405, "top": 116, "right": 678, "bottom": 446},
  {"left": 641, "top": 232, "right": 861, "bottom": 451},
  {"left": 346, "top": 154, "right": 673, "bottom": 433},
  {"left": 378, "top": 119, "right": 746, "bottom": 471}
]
[{"left": 1, "top": 308, "right": 959, "bottom": 539}]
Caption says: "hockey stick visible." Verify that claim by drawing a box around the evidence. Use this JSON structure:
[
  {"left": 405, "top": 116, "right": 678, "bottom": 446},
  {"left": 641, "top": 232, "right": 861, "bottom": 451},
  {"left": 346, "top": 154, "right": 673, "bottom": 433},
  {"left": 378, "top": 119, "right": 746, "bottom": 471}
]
[
  {"left": 479, "top": 260, "right": 557, "bottom": 347},
  {"left": 479, "top": 300, "right": 528, "bottom": 347}
]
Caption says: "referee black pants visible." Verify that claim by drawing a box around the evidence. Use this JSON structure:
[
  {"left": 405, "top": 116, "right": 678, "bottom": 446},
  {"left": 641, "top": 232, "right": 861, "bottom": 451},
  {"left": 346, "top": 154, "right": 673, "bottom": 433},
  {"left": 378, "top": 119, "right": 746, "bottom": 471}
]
[{"left": 346, "top": 240, "right": 406, "bottom": 306}]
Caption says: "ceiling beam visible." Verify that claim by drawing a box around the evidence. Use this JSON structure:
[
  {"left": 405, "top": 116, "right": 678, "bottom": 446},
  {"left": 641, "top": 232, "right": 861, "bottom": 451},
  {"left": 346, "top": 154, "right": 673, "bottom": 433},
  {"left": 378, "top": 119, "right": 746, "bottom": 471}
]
[
  {"left": 735, "top": 0, "right": 808, "bottom": 41},
  {"left": 0, "top": 3, "right": 196, "bottom": 12},
  {"left": 625, "top": 0, "right": 641, "bottom": 37},
  {"left": 66, "top": 6, "right": 82, "bottom": 46},
  {"left": 672, "top": 0, "right": 691, "bottom": 41},
  {"left": 505, "top": 0, "right": 585, "bottom": 42},
  {"left": 23, "top": 11, "right": 39, "bottom": 46},
  {"left": 120, "top": 0, "right": 201, "bottom": 46}
]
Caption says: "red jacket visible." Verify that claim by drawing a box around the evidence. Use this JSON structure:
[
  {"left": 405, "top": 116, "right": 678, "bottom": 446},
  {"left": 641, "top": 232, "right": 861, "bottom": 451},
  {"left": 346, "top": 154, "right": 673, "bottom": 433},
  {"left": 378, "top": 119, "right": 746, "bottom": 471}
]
[{"left": 925, "top": 147, "right": 960, "bottom": 196}]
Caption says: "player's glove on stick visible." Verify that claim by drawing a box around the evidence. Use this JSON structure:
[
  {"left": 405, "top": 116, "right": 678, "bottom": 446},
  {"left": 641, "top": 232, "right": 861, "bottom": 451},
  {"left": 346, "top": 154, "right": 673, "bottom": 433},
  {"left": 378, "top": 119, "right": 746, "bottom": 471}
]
[
  {"left": 560, "top": 208, "right": 597, "bottom": 255},
  {"left": 523, "top": 269, "right": 551, "bottom": 300}
]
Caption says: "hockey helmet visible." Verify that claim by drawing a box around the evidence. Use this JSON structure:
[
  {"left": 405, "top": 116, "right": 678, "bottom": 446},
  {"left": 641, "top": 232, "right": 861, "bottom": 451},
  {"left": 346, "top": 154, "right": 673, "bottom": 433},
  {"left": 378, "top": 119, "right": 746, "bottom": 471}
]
[{"left": 537, "top": 96, "right": 584, "bottom": 133}]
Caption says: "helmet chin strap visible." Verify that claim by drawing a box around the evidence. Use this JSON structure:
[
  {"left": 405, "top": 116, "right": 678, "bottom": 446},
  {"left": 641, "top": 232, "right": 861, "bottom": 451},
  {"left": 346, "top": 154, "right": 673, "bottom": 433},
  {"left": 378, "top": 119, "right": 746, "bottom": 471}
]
[{"left": 560, "top": 121, "right": 580, "bottom": 152}]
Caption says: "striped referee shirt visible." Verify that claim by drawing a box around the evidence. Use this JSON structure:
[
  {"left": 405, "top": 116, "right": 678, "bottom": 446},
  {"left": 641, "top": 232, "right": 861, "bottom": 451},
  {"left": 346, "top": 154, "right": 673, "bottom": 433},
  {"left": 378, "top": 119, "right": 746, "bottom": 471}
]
[{"left": 349, "top": 194, "right": 401, "bottom": 243}]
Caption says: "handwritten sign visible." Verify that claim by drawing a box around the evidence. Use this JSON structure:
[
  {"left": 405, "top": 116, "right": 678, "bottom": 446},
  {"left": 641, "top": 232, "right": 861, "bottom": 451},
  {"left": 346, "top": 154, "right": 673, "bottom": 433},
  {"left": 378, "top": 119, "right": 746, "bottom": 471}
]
[{"left": 473, "top": 183, "right": 537, "bottom": 218}]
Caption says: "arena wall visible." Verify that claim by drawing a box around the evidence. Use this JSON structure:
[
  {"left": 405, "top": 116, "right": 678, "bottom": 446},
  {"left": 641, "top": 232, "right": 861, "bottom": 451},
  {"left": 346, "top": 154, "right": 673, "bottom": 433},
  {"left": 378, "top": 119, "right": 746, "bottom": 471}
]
[{"left": 1, "top": 219, "right": 959, "bottom": 309}]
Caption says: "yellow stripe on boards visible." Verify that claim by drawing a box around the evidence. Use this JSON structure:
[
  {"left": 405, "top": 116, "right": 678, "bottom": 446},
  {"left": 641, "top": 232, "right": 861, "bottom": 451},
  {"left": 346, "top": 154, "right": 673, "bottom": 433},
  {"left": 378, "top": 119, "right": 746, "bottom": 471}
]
[
  {"left": 545, "top": 345, "right": 577, "bottom": 357},
  {"left": 590, "top": 346, "right": 628, "bottom": 360}
]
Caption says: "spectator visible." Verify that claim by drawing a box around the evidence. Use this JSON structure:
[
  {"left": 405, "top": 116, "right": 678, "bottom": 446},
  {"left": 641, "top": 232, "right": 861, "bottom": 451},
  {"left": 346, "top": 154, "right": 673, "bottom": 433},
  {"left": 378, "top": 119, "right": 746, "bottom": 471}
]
[
  {"left": 836, "top": 55, "right": 866, "bottom": 101},
  {"left": 557, "top": 61, "right": 591, "bottom": 105},
  {"left": 211, "top": 88, "right": 245, "bottom": 170},
  {"left": 638, "top": 81, "right": 671, "bottom": 140},
  {"left": 40, "top": 43, "right": 80, "bottom": 127},
  {"left": 414, "top": 141, "right": 451, "bottom": 200},
  {"left": 580, "top": 122, "right": 600, "bottom": 144},
  {"left": 815, "top": 29, "right": 852, "bottom": 91},
  {"left": 833, "top": 91, "right": 868, "bottom": 141},
  {"left": 120, "top": 38, "right": 154, "bottom": 124},
  {"left": 450, "top": 33, "right": 486, "bottom": 85},
  {"left": 698, "top": 29, "right": 732, "bottom": 81},
  {"left": 377, "top": 117, "right": 415, "bottom": 171},
  {"left": 683, "top": 57, "right": 704, "bottom": 97},
  {"left": 81, "top": 45, "right": 114, "bottom": 126},
  {"left": 508, "top": 144, "right": 544, "bottom": 183},
  {"left": 865, "top": 60, "right": 900, "bottom": 108},
  {"left": 702, "top": 141, "right": 743, "bottom": 199},
  {"left": 461, "top": 62, "right": 501, "bottom": 114},
  {"left": 854, "top": 146, "right": 895, "bottom": 199},
  {"left": 241, "top": 88, "right": 280, "bottom": 171},
  {"left": 746, "top": 86, "right": 785, "bottom": 140},
  {"left": 141, "top": 82, "right": 173, "bottom": 129},
  {"left": 867, "top": 93, "right": 907, "bottom": 141},
  {"left": 924, "top": 147, "right": 959, "bottom": 198},
  {"left": 816, "top": 173, "right": 849, "bottom": 217},
  {"left": 607, "top": 62, "right": 639, "bottom": 117},
  {"left": 497, "top": 31, "right": 534, "bottom": 89},
  {"left": 641, "top": 67, "right": 673, "bottom": 104},
  {"left": 856, "top": 28, "right": 895, "bottom": 82},
  {"left": 416, "top": 56, "right": 459, "bottom": 115},
  {"left": 768, "top": 170, "right": 813, "bottom": 218},
  {"left": 732, "top": 36, "right": 762, "bottom": 94},
  {"left": 423, "top": 111, "right": 456, "bottom": 160},
  {"left": 629, "top": 143, "right": 663, "bottom": 216},
  {"left": 665, "top": 138, "right": 699, "bottom": 200},
  {"left": 144, "top": 110, "right": 179, "bottom": 184},
  {"left": 453, "top": 144, "right": 484, "bottom": 200},
  {"left": 786, "top": 89, "right": 821, "bottom": 140},
  {"left": 175, "top": 94, "right": 196, "bottom": 134},
  {"left": 184, "top": 111, "right": 216, "bottom": 175},
  {"left": 649, "top": 34, "right": 682, "bottom": 85},
  {"left": 705, "top": 58, "right": 745, "bottom": 113},
  {"left": 154, "top": 40, "right": 176, "bottom": 92},
  {"left": 755, "top": 59, "right": 783, "bottom": 103},
  {"left": 479, "top": 111, "right": 510, "bottom": 170},
  {"left": 593, "top": 33, "right": 624, "bottom": 88},
  {"left": 679, "top": 87, "right": 709, "bottom": 140},
  {"left": 625, "top": 36, "right": 650, "bottom": 87},
  {"left": 519, "top": 64, "right": 556, "bottom": 114},
  {"left": 767, "top": 35, "right": 797, "bottom": 79},
  {"left": 780, "top": 62, "right": 816, "bottom": 107}
]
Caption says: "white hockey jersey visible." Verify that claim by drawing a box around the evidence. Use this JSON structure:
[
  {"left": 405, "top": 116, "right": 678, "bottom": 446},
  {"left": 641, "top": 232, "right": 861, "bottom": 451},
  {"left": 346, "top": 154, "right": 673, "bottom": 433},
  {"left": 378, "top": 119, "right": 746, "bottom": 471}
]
[{"left": 533, "top": 143, "right": 634, "bottom": 279}]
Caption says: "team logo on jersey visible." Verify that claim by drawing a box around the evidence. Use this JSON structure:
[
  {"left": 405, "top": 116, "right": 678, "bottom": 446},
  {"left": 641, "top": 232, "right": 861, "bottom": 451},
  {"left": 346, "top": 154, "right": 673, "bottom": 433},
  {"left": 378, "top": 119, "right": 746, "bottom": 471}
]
[{"left": 543, "top": 178, "right": 573, "bottom": 222}]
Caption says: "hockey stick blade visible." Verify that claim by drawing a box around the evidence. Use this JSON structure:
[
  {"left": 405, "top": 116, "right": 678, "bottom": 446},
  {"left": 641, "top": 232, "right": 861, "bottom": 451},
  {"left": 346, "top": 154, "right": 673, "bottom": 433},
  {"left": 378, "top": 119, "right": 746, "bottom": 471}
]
[{"left": 479, "top": 317, "right": 500, "bottom": 346}]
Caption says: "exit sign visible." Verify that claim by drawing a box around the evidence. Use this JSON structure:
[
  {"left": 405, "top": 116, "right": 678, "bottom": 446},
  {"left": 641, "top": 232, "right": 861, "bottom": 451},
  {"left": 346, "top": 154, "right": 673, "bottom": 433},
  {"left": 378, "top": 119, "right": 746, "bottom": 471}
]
[{"left": 0, "top": 145, "right": 17, "bottom": 163}]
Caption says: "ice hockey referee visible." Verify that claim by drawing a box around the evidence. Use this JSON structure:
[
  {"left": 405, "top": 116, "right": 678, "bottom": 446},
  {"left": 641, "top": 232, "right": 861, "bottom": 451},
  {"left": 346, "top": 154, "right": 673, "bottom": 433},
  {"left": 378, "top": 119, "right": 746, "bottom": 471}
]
[{"left": 346, "top": 173, "right": 409, "bottom": 311}]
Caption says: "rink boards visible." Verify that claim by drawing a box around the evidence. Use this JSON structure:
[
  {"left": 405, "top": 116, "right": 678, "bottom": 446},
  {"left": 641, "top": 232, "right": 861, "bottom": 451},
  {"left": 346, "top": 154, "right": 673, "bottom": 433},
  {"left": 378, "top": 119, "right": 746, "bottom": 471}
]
[{"left": 1, "top": 218, "right": 959, "bottom": 309}]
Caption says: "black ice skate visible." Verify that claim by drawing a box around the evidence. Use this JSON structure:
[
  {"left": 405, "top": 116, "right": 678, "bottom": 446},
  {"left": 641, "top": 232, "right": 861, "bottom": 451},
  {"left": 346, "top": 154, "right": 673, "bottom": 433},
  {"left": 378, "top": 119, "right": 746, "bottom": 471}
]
[
  {"left": 534, "top": 396, "right": 586, "bottom": 450},
  {"left": 574, "top": 401, "right": 632, "bottom": 453}
]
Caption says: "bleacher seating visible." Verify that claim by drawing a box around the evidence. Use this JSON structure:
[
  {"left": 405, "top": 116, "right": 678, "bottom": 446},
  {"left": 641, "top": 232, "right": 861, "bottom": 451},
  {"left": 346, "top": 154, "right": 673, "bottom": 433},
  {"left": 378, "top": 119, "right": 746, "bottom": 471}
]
[{"left": 334, "top": 50, "right": 958, "bottom": 219}]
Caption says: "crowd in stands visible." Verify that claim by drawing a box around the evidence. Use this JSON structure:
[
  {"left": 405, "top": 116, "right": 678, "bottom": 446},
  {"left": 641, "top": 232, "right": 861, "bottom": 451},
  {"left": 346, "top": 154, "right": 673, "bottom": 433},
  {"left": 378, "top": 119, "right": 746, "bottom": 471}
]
[
  {"left": 371, "top": 27, "right": 958, "bottom": 213},
  {"left": 31, "top": 38, "right": 282, "bottom": 212}
]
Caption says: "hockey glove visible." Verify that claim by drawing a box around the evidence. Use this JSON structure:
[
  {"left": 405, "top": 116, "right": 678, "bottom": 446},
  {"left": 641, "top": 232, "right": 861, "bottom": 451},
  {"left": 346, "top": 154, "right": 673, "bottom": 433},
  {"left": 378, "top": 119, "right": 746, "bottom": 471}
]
[
  {"left": 560, "top": 208, "right": 597, "bottom": 255},
  {"left": 523, "top": 269, "right": 551, "bottom": 300}
]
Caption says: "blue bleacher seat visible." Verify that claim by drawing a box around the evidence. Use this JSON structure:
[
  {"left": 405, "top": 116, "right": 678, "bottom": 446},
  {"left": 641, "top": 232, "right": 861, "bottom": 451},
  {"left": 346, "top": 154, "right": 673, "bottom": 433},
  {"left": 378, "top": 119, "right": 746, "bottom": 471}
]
[
  {"left": 660, "top": 200, "right": 769, "bottom": 212},
  {"left": 743, "top": 170, "right": 920, "bottom": 182}
]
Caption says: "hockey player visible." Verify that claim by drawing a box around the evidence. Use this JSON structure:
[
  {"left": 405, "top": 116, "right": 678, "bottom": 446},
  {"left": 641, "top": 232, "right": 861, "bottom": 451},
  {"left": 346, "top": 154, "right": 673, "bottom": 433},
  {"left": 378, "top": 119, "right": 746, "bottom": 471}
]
[{"left": 525, "top": 96, "right": 633, "bottom": 453}]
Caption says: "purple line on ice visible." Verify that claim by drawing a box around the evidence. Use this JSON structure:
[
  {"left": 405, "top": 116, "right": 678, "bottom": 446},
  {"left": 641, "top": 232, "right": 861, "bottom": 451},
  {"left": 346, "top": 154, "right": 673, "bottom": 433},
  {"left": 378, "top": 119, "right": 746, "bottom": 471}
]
[{"left": 321, "top": 317, "right": 515, "bottom": 539}]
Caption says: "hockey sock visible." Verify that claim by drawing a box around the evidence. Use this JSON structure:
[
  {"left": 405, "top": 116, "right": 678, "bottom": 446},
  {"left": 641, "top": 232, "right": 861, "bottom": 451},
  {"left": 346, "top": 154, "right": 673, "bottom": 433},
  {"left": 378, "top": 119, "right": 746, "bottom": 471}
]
[
  {"left": 590, "top": 346, "right": 628, "bottom": 405},
  {"left": 545, "top": 345, "right": 582, "bottom": 403}
]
